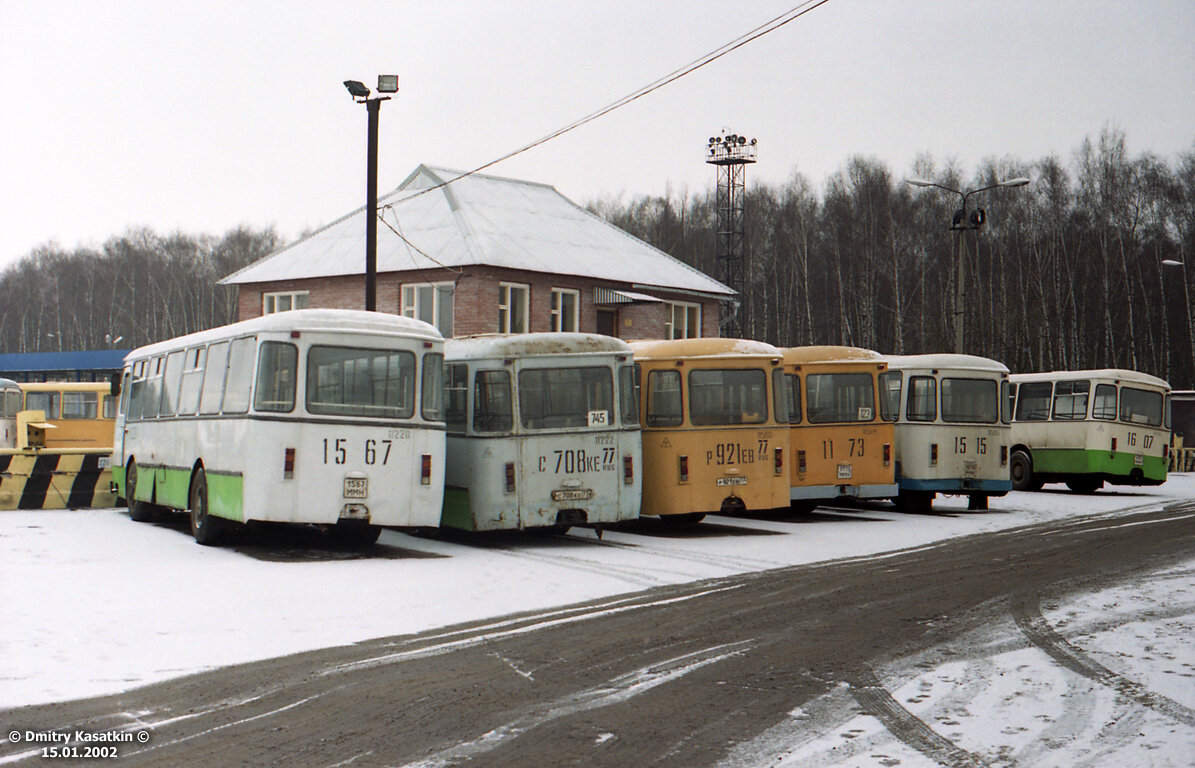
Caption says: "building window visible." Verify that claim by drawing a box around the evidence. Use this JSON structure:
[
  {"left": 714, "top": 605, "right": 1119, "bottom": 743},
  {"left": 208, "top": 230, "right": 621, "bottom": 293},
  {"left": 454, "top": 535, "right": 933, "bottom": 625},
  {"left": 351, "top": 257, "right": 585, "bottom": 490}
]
[
  {"left": 263, "top": 291, "right": 309, "bottom": 315},
  {"left": 401, "top": 282, "right": 454, "bottom": 338},
  {"left": 498, "top": 283, "right": 529, "bottom": 334},
  {"left": 665, "top": 301, "right": 701, "bottom": 339},
  {"left": 550, "top": 288, "right": 579, "bottom": 332}
]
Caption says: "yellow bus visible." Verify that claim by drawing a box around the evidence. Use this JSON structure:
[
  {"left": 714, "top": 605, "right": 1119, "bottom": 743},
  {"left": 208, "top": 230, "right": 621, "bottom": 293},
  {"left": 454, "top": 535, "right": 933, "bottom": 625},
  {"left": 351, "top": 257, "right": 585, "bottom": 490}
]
[
  {"left": 782, "top": 346, "right": 897, "bottom": 508},
  {"left": 20, "top": 381, "right": 117, "bottom": 451},
  {"left": 629, "top": 338, "right": 790, "bottom": 524}
]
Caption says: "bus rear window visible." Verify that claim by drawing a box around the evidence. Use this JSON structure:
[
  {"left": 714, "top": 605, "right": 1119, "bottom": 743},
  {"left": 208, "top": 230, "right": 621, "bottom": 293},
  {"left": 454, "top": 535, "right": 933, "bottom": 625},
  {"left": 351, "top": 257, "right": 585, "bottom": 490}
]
[
  {"left": 689, "top": 369, "right": 768, "bottom": 426},
  {"left": 473, "top": 370, "right": 512, "bottom": 432},
  {"left": 942, "top": 378, "right": 998, "bottom": 423},
  {"left": 306, "top": 346, "right": 415, "bottom": 419},
  {"left": 1119, "top": 387, "right": 1163, "bottom": 427},
  {"left": 806, "top": 373, "right": 874, "bottom": 423},
  {"left": 254, "top": 342, "right": 298, "bottom": 413},
  {"left": 519, "top": 367, "right": 613, "bottom": 430}
]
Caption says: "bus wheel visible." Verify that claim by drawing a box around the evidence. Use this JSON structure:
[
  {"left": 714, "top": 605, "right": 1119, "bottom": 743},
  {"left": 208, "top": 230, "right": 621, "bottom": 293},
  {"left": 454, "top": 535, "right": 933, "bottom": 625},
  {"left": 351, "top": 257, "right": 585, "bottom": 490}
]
[
  {"left": 1066, "top": 479, "right": 1102, "bottom": 494},
  {"left": 189, "top": 468, "right": 225, "bottom": 546},
  {"left": 1010, "top": 450, "right": 1042, "bottom": 492},
  {"left": 127, "top": 462, "right": 156, "bottom": 523},
  {"left": 329, "top": 523, "right": 382, "bottom": 547}
]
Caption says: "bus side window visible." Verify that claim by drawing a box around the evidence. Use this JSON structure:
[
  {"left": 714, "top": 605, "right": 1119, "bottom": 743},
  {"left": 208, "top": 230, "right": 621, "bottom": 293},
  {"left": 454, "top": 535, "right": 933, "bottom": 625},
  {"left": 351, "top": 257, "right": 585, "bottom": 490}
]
[
  {"left": 178, "top": 346, "right": 208, "bottom": 416},
  {"left": 199, "top": 341, "right": 231, "bottom": 415},
  {"left": 906, "top": 376, "right": 937, "bottom": 422},
  {"left": 1000, "top": 380, "right": 1011, "bottom": 424},
  {"left": 221, "top": 337, "right": 257, "bottom": 414},
  {"left": 879, "top": 371, "right": 902, "bottom": 422},
  {"left": 772, "top": 368, "right": 789, "bottom": 424},
  {"left": 1051, "top": 379, "right": 1090, "bottom": 421},
  {"left": 26, "top": 391, "right": 61, "bottom": 420},
  {"left": 1092, "top": 383, "right": 1117, "bottom": 420},
  {"left": 785, "top": 374, "right": 802, "bottom": 423},
  {"left": 421, "top": 352, "right": 444, "bottom": 422},
  {"left": 473, "top": 370, "right": 512, "bottom": 433},
  {"left": 619, "top": 365, "right": 639, "bottom": 427},
  {"left": 1014, "top": 382, "right": 1053, "bottom": 421},
  {"left": 159, "top": 350, "right": 186, "bottom": 417},
  {"left": 646, "top": 370, "right": 682, "bottom": 427},
  {"left": 444, "top": 364, "right": 469, "bottom": 434}
]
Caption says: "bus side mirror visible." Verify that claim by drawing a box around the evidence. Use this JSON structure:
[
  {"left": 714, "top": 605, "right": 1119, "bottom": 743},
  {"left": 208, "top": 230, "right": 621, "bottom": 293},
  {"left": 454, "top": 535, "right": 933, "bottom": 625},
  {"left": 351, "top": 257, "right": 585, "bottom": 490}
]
[{"left": 111, "top": 371, "right": 122, "bottom": 398}]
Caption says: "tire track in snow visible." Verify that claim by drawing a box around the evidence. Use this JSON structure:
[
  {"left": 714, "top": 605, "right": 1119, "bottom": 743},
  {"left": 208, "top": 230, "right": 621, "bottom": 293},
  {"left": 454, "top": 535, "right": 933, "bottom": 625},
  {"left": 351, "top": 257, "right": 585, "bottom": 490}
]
[
  {"left": 1010, "top": 590, "right": 1195, "bottom": 727},
  {"left": 846, "top": 665, "right": 995, "bottom": 768}
]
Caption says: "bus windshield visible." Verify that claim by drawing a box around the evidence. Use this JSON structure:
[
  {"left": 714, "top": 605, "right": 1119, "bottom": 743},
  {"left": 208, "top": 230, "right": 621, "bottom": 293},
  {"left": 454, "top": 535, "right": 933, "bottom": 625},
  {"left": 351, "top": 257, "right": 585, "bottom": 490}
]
[
  {"left": 519, "top": 366, "right": 613, "bottom": 430},
  {"left": 306, "top": 345, "right": 416, "bottom": 419},
  {"left": 942, "top": 378, "right": 999, "bottom": 423},
  {"left": 689, "top": 368, "right": 768, "bottom": 426},
  {"left": 806, "top": 373, "right": 874, "bottom": 423}
]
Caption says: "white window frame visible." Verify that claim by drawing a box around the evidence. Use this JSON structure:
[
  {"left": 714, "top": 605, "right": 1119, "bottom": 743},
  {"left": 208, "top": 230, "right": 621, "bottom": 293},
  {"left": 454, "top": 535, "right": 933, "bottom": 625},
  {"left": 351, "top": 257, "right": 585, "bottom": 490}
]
[
  {"left": 550, "top": 288, "right": 580, "bottom": 332},
  {"left": 665, "top": 300, "right": 702, "bottom": 339},
  {"left": 498, "top": 282, "right": 530, "bottom": 334},
  {"left": 401, "top": 282, "right": 455, "bottom": 337},
  {"left": 263, "top": 291, "right": 310, "bottom": 315}
]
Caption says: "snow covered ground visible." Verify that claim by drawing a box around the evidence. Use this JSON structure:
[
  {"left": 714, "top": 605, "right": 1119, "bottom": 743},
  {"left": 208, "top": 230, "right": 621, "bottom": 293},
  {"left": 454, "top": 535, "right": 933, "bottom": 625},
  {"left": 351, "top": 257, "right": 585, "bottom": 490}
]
[{"left": 2, "top": 476, "right": 1194, "bottom": 765}]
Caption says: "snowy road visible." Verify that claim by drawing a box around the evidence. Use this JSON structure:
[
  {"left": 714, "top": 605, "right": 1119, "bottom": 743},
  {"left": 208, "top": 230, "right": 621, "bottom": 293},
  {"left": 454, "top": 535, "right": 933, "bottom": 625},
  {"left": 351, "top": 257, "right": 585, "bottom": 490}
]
[{"left": 2, "top": 478, "right": 1194, "bottom": 766}]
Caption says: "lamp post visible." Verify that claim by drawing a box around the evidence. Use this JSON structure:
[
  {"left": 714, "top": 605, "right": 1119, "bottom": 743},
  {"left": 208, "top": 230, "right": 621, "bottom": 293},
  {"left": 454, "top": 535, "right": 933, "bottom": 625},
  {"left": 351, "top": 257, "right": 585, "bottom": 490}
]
[
  {"left": 1162, "top": 259, "right": 1193, "bottom": 385},
  {"left": 905, "top": 176, "right": 1030, "bottom": 353},
  {"left": 344, "top": 75, "right": 399, "bottom": 312}
]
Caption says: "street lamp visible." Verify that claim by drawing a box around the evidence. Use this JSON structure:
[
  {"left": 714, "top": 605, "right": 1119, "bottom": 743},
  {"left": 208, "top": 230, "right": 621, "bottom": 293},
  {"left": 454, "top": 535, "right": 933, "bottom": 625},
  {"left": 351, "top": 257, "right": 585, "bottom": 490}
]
[
  {"left": 344, "top": 75, "right": 399, "bottom": 312},
  {"left": 1162, "top": 259, "right": 1193, "bottom": 386},
  {"left": 905, "top": 176, "right": 1031, "bottom": 353}
]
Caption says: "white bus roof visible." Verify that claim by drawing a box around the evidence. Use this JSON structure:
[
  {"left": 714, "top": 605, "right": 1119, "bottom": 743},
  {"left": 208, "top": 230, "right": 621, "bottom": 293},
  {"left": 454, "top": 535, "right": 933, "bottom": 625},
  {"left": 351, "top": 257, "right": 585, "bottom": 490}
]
[
  {"left": 883, "top": 354, "right": 1009, "bottom": 375},
  {"left": 445, "top": 333, "right": 632, "bottom": 360},
  {"left": 1010, "top": 369, "right": 1170, "bottom": 390},
  {"left": 628, "top": 338, "right": 783, "bottom": 361},
  {"left": 125, "top": 309, "right": 443, "bottom": 362}
]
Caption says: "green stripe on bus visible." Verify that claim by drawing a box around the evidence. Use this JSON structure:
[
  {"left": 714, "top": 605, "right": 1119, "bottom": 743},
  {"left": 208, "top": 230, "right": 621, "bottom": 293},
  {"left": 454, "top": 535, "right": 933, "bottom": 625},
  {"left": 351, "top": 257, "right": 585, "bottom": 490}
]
[
  {"left": 440, "top": 486, "right": 474, "bottom": 530},
  {"left": 206, "top": 472, "right": 244, "bottom": 522},
  {"left": 1032, "top": 448, "right": 1168, "bottom": 482}
]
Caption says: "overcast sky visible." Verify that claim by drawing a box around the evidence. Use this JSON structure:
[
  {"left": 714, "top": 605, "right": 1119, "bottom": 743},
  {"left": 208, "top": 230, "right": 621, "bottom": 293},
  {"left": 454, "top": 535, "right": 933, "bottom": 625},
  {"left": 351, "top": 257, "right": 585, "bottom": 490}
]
[{"left": 2, "top": 0, "right": 1192, "bottom": 271}]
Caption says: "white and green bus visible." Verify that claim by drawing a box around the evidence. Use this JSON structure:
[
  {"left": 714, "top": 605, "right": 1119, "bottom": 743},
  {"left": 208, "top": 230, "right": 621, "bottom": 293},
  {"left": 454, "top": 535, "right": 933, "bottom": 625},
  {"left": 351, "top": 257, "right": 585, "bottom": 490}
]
[
  {"left": 442, "top": 333, "right": 641, "bottom": 532},
  {"left": 1009, "top": 369, "right": 1170, "bottom": 493},
  {"left": 113, "top": 309, "right": 446, "bottom": 545}
]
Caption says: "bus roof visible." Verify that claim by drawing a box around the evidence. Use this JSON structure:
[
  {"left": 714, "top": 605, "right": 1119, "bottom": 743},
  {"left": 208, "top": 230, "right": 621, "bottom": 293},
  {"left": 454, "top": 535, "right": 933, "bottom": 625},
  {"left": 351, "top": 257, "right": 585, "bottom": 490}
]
[
  {"left": 1010, "top": 369, "right": 1170, "bottom": 390},
  {"left": 627, "top": 337, "right": 783, "bottom": 361},
  {"left": 125, "top": 309, "right": 443, "bottom": 362},
  {"left": 782, "top": 346, "right": 882, "bottom": 364},
  {"left": 0, "top": 378, "right": 19, "bottom": 391},
  {"left": 883, "top": 354, "right": 1009, "bottom": 375},
  {"left": 445, "top": 333, "right": 632, "bottom": 360}
]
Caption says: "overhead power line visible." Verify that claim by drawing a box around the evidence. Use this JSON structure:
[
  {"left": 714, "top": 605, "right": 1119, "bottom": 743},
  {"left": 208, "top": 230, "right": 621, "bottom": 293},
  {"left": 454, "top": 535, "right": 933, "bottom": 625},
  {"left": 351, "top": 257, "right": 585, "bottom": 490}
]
[{"left": 380, "top": 0, "right": 836, "bottom": 212}]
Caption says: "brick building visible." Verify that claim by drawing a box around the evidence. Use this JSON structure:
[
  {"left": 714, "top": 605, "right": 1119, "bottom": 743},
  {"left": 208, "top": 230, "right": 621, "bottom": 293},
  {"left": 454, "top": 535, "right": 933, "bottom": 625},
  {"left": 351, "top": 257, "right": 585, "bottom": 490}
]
[{"left": 220, "top": 165, "right": 734, "bottom": 339}]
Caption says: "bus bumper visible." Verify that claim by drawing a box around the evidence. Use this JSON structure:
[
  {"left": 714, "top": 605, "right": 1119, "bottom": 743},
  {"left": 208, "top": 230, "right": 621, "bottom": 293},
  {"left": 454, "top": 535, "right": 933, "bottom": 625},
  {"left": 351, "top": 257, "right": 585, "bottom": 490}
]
[
  {"left": 899, "top": 478, "right": 1012, "bottom": 495},
  {"left": 790, "top": 482, "right": 899, "bottom": 501}
]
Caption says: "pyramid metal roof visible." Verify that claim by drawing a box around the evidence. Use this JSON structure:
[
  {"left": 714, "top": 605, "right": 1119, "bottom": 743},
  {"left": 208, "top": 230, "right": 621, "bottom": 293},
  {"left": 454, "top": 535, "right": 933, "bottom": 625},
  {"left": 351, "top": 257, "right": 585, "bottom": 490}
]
[{"left": 220, "top": 165, "right": 734, "bottom": 298}]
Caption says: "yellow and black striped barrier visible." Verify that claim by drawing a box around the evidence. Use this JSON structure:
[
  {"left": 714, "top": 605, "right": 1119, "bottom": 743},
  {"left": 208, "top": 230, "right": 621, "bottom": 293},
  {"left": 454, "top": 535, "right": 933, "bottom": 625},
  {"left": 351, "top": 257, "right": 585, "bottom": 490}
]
[{"left": 0, "top": 449, "right": 117, "bottom": 510}]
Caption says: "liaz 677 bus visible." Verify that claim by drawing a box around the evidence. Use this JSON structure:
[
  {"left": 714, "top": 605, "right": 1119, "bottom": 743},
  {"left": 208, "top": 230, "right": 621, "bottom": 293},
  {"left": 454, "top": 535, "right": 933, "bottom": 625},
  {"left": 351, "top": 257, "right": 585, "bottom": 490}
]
[
  {"left": 782, "top": 346, "right": 897, "bottom": 509},
  {"left": 882, "top": 354, "right": 1012, "bottom": 510},
  {"left": 1009, "top": 369, "right": 1170, "bottom": 493},
  {"left": 630, "top": 338, "right": 790, "bottom": 524},
  {"left": 113, "top": 309, "right": 447, "bottom": 545},
  {"left": 441, "top": 333, "right": 641, "bottom": 532},
  {"left": 20, "top": 381, "right": 117, "bottom": 450}
]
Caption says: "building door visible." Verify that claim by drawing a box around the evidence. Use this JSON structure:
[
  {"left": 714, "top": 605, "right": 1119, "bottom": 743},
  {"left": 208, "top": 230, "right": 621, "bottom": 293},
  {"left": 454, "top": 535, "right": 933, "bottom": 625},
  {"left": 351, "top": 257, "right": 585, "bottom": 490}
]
[{"left": 597, "top": 309, "right": 617, "bottom": 337}]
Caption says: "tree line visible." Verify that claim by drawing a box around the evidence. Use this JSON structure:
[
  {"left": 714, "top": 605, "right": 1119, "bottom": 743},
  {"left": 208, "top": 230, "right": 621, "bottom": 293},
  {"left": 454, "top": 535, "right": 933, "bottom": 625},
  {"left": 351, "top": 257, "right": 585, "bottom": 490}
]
[
  {"left": 1, "top": 128, "right": 1191, "bottom": 387},
  {"left": 591, "top": 128, "right": 1195, "bottom": 388},
  {"left": 0, "top": 226, "right": 278, "bottom": 354}
]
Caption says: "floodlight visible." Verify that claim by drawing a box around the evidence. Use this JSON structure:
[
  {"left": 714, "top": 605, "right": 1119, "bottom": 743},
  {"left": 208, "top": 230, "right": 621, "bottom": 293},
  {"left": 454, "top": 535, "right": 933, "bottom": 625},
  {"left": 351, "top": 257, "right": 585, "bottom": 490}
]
[
  {"left": 905, "top": 177, "right": 934, "bottom": 187},
  {"left": 1000, "top": 177, "right": 1031, "bottom": 187},
  {"left": 343, "top": 80, "right": 370, "bottom": 98},
  {"left": 377, "top": 75, "right": 399, "bottom": 93}
]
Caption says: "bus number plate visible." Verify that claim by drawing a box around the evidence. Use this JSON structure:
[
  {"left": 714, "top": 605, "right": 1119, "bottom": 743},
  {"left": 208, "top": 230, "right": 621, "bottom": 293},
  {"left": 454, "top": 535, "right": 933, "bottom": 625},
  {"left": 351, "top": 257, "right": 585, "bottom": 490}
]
[
  {"left": 717, "top": 477, "right": 747, "bottom": 486},
  {"left": 552, "top": 488, "right": 594, "bottom": 501},
  {"left": 964, "top": 460, "right": 978, "bottom": 478},
  {"left": 344, "top": 477, "right": 368, "bottom": 499},
  {"left": 837, "top": 464, "right": 853, "bottom": 479},
  {"left": 1134, "top": 454, "right": 1144, "bottom": 466}
]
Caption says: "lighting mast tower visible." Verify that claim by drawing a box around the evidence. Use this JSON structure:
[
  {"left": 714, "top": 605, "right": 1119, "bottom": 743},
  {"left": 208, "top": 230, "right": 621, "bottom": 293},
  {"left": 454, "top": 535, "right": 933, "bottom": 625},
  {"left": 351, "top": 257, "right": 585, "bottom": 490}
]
[{"left": 706, "top": 131, "right": 757, "bottom": 338}]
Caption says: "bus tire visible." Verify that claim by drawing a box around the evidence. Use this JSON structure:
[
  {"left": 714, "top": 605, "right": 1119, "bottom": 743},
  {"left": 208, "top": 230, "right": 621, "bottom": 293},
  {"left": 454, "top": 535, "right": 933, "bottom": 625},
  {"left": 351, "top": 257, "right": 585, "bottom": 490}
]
[
  {"left": 189, "top": 468, "right": 225, "bottom": 546},
  {"left": 1010, "top": 450, "right": 1041, "bottom": 492},
  {"left": 1066, "top": 478, "right": 1102, "bottom": 494},
  {"left": 127, "top": 462, "right": 156, "bottom": 523}
]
